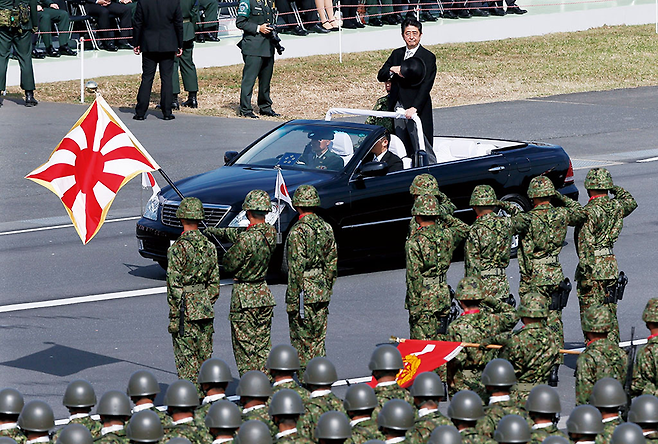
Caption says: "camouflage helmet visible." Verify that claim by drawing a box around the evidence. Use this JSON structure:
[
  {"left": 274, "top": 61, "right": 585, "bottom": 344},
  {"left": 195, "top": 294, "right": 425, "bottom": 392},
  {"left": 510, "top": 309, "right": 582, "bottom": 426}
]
[
  {"left": 447, "top": 390, "right": 485, "bottom": 421},
  {"left": 411, "top": 194, "right": 441, "bottom": 216},
  {"left": 205, "top": 400, "right": 242, "bottom": 429},
  {"left": 127, "top": 371, "right": 160, "bottom": 398},
  {"left": 517, "top": 293, "right": 548, "bottom": 319},
  {"left": 343, "top": 384, "right": 378, "bottom": 412},
  {"left": 481, "top": 359, "right": 516, "bottom": 387},
  {"left": 581, "top": 305, "right": 612, "bottom": 333},
  {"left": 455, "top": 276, "right": 484, "bottom": 301},
  {"left": 409, "top": 173, "right": 439, "bottom": 196},
  {"left": 0, "top": 388, "right": 24, "bottom": 415},
  {"left": 17, "top": 400, "right": 55, "bottom": 432},
  {"left": 176, "top": 197, "right": 204, "bottom": 220},
  {"left": 56, "top": 424, "right": 93, "bottom": 444},
  {"left": 233, "top": 420, "right": 273, "bottom": 444},
  {"left": 469, "top": 185, "right": 498, "bottom": 207},
  {"left": 0, "top": 438, "right": 17, "bottom": 444},
  {"left": 566, "top": 405, "right": 603, "bottom": 435},
  {"left": 96, "top": 391, "right": 132, "bottom": 417},
  {"left": 315, "top": 411, "right": 351, "bottom": 440},
  {"left": 642, "top": 298, "right": 658, "bottom": 323},
  {"left": 409, "top": 371, "right": 445, "bottom": 398},
  {"left": 63, "top": 380, "right": 97, "bottom": 409},
  {"left": 125, "top": 410, "right": 163, "bottom": 443},
  {"left": 268, "top": 389, "right": 304, "bottom": 417},
  {"left": 242, "top": 190, "right": 271, "bottom": 212},
  {"left": 629, "top": 395, "right": 658, "bottom": 424},
  {"left": 610, "top": 423, "right": 647, "bottom": 444},
  {"left": 542, "top": 438, "right": 570, "bottom": 444},
  {"left": 589, "top": 377, "right": 627, "bottom": 409},
  {"left": 428, "top": 425, "right": 462, "bottom": 444},
  {"left": 236, "top": 371, "right": 273, "bottom": 398},
  {"left": 163, "top": 380, "right": 200, "bottom": 408},
  {"left": 527, "top": 176, "right": 556, "bottom": 198},
  {"left": 584, "top": 168, "right": 614, "bottom": 191},
  {"left": 377, "top": 399, "right": 415, "bottom": 431},
  {"left": 493, "top": 415, "right": 531, "bottom": 444},
  {"left": 266, "top": 344, "right": 301, "bottom": 372},
  {"left": 368, "top": 344, "right": 404, "bottom": 372},
  {"left": 292, "top": 185, "right": 321, "bottom": 207},
  {"left": 198, "top": 358, "right": 233, "bottom": 384},
  {"left": 525, "top": 385, "right": 561, "bottom": 414},
  {"left": 303, "top": 357, "right": 338, "bottom": 386}
]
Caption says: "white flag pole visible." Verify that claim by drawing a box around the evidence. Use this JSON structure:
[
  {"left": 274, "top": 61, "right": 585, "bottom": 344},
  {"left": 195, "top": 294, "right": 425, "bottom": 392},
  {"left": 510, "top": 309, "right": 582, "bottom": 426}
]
[
  {"left": 275, "top": 166, "right": 283, "bottom": 244},
  {"left": 79, "top": 37, "right": 84, "bottom": 103},
  {"left": 338, "top": 1, "right": 343, "bottom": 64}
]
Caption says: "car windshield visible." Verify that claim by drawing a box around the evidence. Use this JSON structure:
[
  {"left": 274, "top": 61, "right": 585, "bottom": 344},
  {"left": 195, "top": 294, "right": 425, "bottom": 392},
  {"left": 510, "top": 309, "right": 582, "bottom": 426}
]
[{"left": 234, "top": 124, "right": 373, "bottom": 172}]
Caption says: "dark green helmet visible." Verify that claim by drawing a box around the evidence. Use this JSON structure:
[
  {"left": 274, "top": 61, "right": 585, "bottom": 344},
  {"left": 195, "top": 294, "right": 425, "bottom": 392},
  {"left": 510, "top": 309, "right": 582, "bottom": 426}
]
[
  {"left": 268, "top": 389, "right": 304, "bottom": 416},
  {"left": 411, "top": 194, "right": 441, "bottom": 216},
  {"left": 198, "top": 358, "right": 233, "bottom": 384},
  {"left": 0, "top": 388, "right": 24, "bottom": 415},
  {"left": 368, "top": 344, "right": 404, "bottom": 371},
  {"left": 315, "top": 411, "right": 351, "bottom": 440},
  {"left": 629, "top": 395, "right": 658, "bottom": 424},
  {"left": 517, "top": 293, "right": 548, "bottom": 319},
  {"left": 527, "top": 176, "right": 556, "bottom": 198},
  {"left": 428, "top": 425, "right": 462, "bottom": 444},
  {"left": 292, "top": 185, "right": 321, "bottom": 207},
  {"left": 469, "top": 185, "right": 498, "bottom": 206},
  {"left": 56, "top": 424, "right": 93, "bottom": 444},
  {"left": 236, "top": 371, "right": 273, "bottom": 398},
  {"left": 589, "top": 377, "right": 627, "bottom": 408},
  {"left": 0, "top": 438, "right": 17, "bottom": 444},
  {"left": 63, "top": 380, "right": 97, "bottom": 408},
  {"left": 542, "top": 437, "right": 570, "bottom": 444},
  {"left": 525, "top": 385, "right": 561, "bottom": 414},
  {"left": 266, "top": 344, "right": 300, "bottom": 372},
  {"left": 610, "top": 423, "right": 647, "bottom": 444},
  {"left": 409, "top": 371, "right": 445, "bottom": 398},
  {"left": 409, "top": 174, "right": 439, "bottom": 196},
  {"left": 233, "top": 420, "right": 273, "bottom": 444},
  {"left": 96, "top": 391, "right": 132, "bottom": 417},
  {"left": 584, "top": 168, "right": 614, "bottom": 191},
  {"left": 455, "top": 276, "right": 484, "bottom": 301},
  {"left": 363, "top": 441, "right": 386, "bottom": 444},
  {"left": 643, "top": 298, "right": 658, "bottom": 323},
  {"left": 303, "top": 357, "right": 338, "bottom": 386},
  {"left": 164, "top": 439, "right": 191, "bottom": 444},
  {"left": 176, "top": 197, "right": 204, "bottom": 220},
  {"left": 581, "top": 306, "right": 612, "bottom": 333},
  {"left": 205, "top": 400, "right": 242, "bottom": 429},
  {"left": 493, "top": 415, "right": 531, "bottom": 443},
  {"left": 343, "top": 384, "right": 377, "bottom": 412},
  {"left": 17, "top": 400, "right": 55, "bottom": 432},
  {"left": 125, "top": 410, "right": 163, "bottom": 443},
  {"left": 447, "top": 391, "right": 485, "bottom": 421},
  {"left": 127, "top": 371, "right": 160, "bottom": 398},
  {"left": 481, "top": 359, "right": 516, "bottom": 387},
  {"left": 566, "top": 405, "right": 603, "bottom": 435},
  {"left": 377, "top": 399, "right": 415, "bottom": 431},
  {"left": 242, "top": 190, "right": 271, "bottom": 212},
  {"left": 163, "top": 380, "right": 200, "bottom": 408}
]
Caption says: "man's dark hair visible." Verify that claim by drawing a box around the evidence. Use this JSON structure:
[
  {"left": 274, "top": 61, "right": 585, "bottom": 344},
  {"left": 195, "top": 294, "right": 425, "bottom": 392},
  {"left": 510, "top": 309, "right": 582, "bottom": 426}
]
[
  {"left": 401, "top": 18, "right": 422, "bottom": 34},
  {"left": 382, "top": 130, "right": 391, "bottom": 143}
]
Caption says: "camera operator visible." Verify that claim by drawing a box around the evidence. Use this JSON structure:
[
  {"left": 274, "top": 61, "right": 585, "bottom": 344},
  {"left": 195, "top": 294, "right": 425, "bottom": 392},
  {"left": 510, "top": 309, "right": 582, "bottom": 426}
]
[{"left": 236, "top": 0, "right": 282, "bottom": 119}]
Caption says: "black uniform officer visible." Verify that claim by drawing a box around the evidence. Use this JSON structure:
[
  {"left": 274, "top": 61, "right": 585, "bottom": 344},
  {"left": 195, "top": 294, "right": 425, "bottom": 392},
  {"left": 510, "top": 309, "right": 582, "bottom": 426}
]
[{"left": 172, "top": 0, "right": 199, "bottom": 109}]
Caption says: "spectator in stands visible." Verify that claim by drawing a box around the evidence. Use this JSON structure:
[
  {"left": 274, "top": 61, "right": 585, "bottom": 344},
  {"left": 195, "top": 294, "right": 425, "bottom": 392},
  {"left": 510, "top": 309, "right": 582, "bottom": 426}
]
[
  {"left": 365, "top": 80, "right": 394, "bottom": 133},
  {"left": 365, "top": 0, "right": 397, "bottom": 26},
  {"left": 37, "top": 0, "right": 76, "bottom": 57},
  {"left": 340, "top": 0, "right": 364, "bottom": 28},
  {"left": 363, "top": 131, "right": 403, "bottom": 173},
  {"left": 277, "top": 0, "right": 329, "bottom": 34},
  {"left": 488, "top": 0, "right": 527, "bottom": 15},
  {"left": 85, "top": 0, "right": 133, "bottom": 51},
  {"left": 314, "top": 0, "right": 339, "bottom": 30}
]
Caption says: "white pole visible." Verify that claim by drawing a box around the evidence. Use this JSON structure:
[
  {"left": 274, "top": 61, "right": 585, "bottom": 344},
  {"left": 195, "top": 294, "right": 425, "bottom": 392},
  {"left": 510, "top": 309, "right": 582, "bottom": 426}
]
[
  {"left": 655, "top": 0, "right": 657, "bottom": 34},
  {"left": 80, "top": 37, "right": 84, "bottom": 103},
  {"left": 338, "top": 1, "right": 343, "bottom": 64}
]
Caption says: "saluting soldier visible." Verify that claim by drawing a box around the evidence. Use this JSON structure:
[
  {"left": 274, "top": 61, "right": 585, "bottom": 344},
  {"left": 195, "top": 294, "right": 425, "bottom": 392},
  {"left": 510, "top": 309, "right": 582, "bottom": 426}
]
[
  {"left": 205, "top": 189, "right": 277, "bottom": 375},
  {"left": 172, "top": 0, "right": 199, "bottom": 109},
  {"left": 408, "top": 173, "right": 457, "bottom": 235},
  {"left": 167, "top": 197, "right": 220, "bottom": 386},
  {"left": 575, "top": 167, "right": 637, "bottom": 344},
  {"left": 631, "top": 299, "right": 658, "bottom": 397},
  {"left": 286, "top": 185, "right": 337, "bottom": 377}
]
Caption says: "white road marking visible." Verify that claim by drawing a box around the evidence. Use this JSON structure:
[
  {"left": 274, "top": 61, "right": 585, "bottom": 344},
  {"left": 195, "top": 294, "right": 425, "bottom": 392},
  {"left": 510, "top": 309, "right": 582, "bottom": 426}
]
[
  {"left": 637, "top": 156, "right": 658, "bottom": 163},
  {"left": 0, "top": 216, "right": 141, "bottom": 237}
]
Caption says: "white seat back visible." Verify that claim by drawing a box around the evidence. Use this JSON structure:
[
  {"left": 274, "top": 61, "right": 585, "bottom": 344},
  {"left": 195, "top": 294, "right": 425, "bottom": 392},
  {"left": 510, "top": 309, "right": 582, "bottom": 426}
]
[
  {"left": 331, "top": 132, "right": 354, "bottom": 165},
  {"left": 388, "top": 135, "right": 411, "bottom": 169}
]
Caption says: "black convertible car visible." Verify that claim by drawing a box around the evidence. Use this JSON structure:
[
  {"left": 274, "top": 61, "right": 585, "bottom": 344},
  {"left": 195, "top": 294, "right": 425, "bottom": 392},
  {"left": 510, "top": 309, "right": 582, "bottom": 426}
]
[{"left": 136, "top": 114, "right": 578, "bottom": 271}]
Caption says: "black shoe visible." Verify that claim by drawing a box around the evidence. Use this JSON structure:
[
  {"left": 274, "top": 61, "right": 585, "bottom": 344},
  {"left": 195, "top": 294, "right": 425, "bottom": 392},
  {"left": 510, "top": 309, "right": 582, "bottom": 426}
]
[
  {"left": 59, "top": 44, "right": 77, "bottom": 56},
  {"left": 308, "top": 23, "right": 330, "bottom": 33},
  {"left": 25, "top": 91, "right": 38, "bottom": 107},
  {"left": 196, "top": 33, "right": 205, "bottom": 43},
  {"left": 458, "top": 9, "right": 471, "bottom": 17},
  {"left": 133, "top": 114, "right": 145, "bottom": 120},
  {"left": 368, "top": 17, "right": 383, "bottom": 26},
  {"left": 181, "top": 95, "right": 198, "bottom": 108},
  {"left": 355, "top": 19, "right": 365, "bottom": 27},
  {"left": 288, "top": 25, "right": 309, "bottom": 35},
  {"left": 382, "top": 15, "right": 398, "bottom": 25},
  {"left": 163, "top": 114, "right": 175, "bottom": 120},
  {"left": 117, "top": 42, "right": 134, "bottom": 50},
  {"left": 490, "top": 7, "right": 505, "bottom": 14},
  {"left": 341, "top": 19, "right": 359, "bottom": 28},
  {"left": 172, "top": 97, "right": 180, "bottom": 110},
  {"left": 206, "top": 32, "right": 219, "bottom": 42},
  {"left": 259, "top": 109, "right": 281, "bottom": 117},
  {"left": 442, "top": 9, "right": 459, "bottom": 18},
  {"left": 45, "top": 46, "right": 60, "bottom": 58},
  {"left": 102, "top": 42, "right": 118, "bottom": 52},
  {"left": 420, "top": 11, "right": 438, "bottom": 21},
  {"left": 507, "top": 5, "right": 527, "bottom": 13},
  {"left": 240, "top": 111, "right": 259, "bottom": 119},
  {"left": 471, "top": 8, "right": 489, "bottom": 15}
]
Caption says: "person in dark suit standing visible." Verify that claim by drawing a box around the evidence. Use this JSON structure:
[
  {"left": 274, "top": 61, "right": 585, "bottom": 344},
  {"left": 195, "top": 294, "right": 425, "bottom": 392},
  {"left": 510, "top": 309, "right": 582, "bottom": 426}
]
[
  {"left": 132, "top": 0, "right": 183, "bottom": 121},
  {"left": 377, "top": 18, "right": 437, "bottom": 163},
  {"left": 363, "top": 132, "right": 403, "bottom": 173}
]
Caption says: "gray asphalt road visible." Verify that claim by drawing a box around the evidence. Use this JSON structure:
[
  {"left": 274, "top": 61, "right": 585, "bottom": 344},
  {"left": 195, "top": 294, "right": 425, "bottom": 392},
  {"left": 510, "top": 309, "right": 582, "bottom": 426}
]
[{"left": 0, "top": 87, "right": 656, "bottom": 420}]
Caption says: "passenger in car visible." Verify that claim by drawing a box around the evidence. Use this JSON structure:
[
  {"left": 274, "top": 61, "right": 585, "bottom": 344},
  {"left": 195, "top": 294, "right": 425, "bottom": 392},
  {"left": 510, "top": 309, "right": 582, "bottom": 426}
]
[
  {"left": 298, "top": 129, "right": 344, "bottom": 171},
  {"left": 363, "top": 131, "right": 403, "bottom": 174}
]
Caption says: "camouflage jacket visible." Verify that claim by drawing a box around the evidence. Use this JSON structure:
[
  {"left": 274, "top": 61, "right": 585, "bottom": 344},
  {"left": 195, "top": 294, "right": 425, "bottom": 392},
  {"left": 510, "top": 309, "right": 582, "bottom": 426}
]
[
  {"left": 167, "top": 229, "right": 221, "bottom": 321},
  {"left": 631, "top": 335, "right": 658, "bottom": 397},
  {"left": 595, "top": 417, "right": 621, "bottom": 444},
  {"left": 517, "top": 196, "right": 586, "bottom": 286},
  {"left": 574, "top": 186, "right": 637, "bottom": 281},
  {"left": 364, "top": 95, "right": 394, "bottom": 133},
  {"left": 460, "top": 426, "right": 497, "bottom": 444},
  {"left": 0, "top": 425, "right": 26, "bottom": 444},
  {"left": 275, "top": 429, "right": 313, "bottom": 443},
  {"left": 409, "top": 409, "right": 452, "bottom": 441},
  {"left": 529, "top": 424, "right": 568, "bottom": 443},
  {"left": 575, "top": 338, "right": 627, "bottom": 405},
  {"left": 56, "top": 416, "right": 102, "bottom": 440},
  {"left": 349, "top": 417, "right": 384, "bottom": 444},
  {"left": 373, "top": 382, "right": 415, "bottom": 419},
  {"left": 476, "top": 398, "right": 531, "bottom": 439},
  {"left": 285, "top": 213, "right": 337, "bottom": 312},
  {"left": 645, "top": 431, "right": 658, "bottom": 443},
  {"left": 193, "top": 394, "right": 228, "bottom": 432},
  {"left": 242, "top": 405, "right": 277, "bottom": 438},
  {"left": 93, "top": 429, "right": 128, "bottom": 444},
  {"left": 207, "top": 223, "right": 277, "bottom": 310},
  {"left": 272, "top": 379, "right": 310, "bottom": 402},
  {"left": 132, "top": 405, "right": 169, "bottom": 425},
  {"left": 298, "top": 392, "right": 344, "bottom": 439},
  {"left": 163, "top": 419, "right": 212, "bottom": 444}
]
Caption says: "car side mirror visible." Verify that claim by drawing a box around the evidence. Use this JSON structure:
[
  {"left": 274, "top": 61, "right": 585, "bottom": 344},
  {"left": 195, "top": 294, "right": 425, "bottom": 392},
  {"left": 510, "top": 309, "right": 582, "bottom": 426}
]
[
  {"left": 359, "top": 161, "right": 388, "bottom": 177},
  {"left": 224, "top": 151, "right": 239, "bottom": 165}
]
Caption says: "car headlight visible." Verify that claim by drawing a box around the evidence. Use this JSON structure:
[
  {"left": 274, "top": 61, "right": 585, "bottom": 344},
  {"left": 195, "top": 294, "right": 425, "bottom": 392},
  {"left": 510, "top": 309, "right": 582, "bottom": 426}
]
[
  {"left": 228, "top": 202, "right": 284, "bottom": 228},
  {"left": 143, "top": 194, "right": 160, "bottom": 221}
]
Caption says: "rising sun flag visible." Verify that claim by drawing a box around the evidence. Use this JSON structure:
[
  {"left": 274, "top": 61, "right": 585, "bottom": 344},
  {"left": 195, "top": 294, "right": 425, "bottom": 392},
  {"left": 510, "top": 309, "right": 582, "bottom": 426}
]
[{"left": 25, "top": 95, "right": 160, "bottom": 244}]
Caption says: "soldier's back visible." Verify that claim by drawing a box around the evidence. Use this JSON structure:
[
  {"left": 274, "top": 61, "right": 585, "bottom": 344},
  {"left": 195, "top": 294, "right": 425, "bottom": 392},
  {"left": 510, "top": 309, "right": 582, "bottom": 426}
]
[
  {"left": 163, "top": 421, "right": 210, "bottom": 444},
  {"left": 595, "top": 418, "right": 621, "bottom": 444},
  {"left": 373, "top": 383, "right": 414, "bottom": 418},
  {"left": 460, "top": 426, "right": 497, "bottom": 444},
  {"left": 530, "top": 424, "right": 568, "bottom": 443},
  {"left": 0, "top": 427, "right": 26, "bottom": 444},
  {"left": 410, "top": 410, "right": 452, "bottom": 441},
  {"left": 576, "top": 338, "right": 627, "bottom": 405},
  {"left": 632, "top": 338, "right": 658, "bottom": 397},
  {"left": 242, "top": 406, "right": 277, "bottom": 438},
  {"left": 476, "top": 400, "right": 530, "bottom": 439},
  {"left": 272, "top": 380, "right": 309, "bottom": 402},
  {"left": 298, "top": 393, "right": 344, "bottom": 439},
  {"left": 350, "top": 418, "right": 384, "bottom": 444},
  {"left": 499, "top": 323, "right": 560, "bottom": 387},
  {"left": 94, "top": 430, "right": 128, "bottom": 444},
  {"left": 276, "top": 431, "right": 314, "bottom": 443}
]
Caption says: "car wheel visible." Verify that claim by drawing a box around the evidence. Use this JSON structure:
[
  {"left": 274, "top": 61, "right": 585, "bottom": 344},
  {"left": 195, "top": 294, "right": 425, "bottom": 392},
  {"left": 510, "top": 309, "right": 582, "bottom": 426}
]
[
  {"left": 498, "top": 193, "right": 531, "bottom": 258},
  {"left": 157, "top": 259, "right": 168, "bottom": 271}
]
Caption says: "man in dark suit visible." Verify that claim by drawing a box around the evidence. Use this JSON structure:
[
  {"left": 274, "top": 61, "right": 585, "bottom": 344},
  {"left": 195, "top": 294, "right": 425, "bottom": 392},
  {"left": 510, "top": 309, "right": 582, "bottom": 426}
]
[
  {"left": 363, "top": 132, "right": 403, "bottom": 173},
  {"left": 377, "top": 18, "right": 437, "bottom": 163}
]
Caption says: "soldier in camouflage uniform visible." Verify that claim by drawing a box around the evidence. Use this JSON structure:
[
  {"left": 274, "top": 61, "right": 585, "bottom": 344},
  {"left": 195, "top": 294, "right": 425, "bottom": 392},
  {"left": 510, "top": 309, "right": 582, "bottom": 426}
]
[
  {"left": 632, "top": 299, "right": 658, "bottom": 397},
  {"left": 428, "top": 425, "right": 462, "bottom": 444},
  {"left": 588, "top": 378, "right": 626, "bottom": 444},
  {"left": 364, "top": 81, "right": 394, "bottom": 133},
  {"left": 56, "top": 380, "right": 101, "bottom": 440},
  {"left": 297, "top": 357, "right": 344, "bottom": 440},
  {"left": 493, "top": 415, "right": 531, "bottom": 444},
  {"left": 266, "top": 345, "right": 309, "bottom": 402},
  {"left": 127, "top": 371, "right": 168, "bottom": 424},
  {"left": 315, "top": 411, "right": 352, "bottom": 444},
  {"left": 286, "top": 185, "right": 338, "bottom": 377},
  {"left": 610, "top": 423, "right": 647, "bottom": 444},
  {"left": 465, "top": 185, "right": 528, "bottom": 304},
  {"left": 162, "top": 380, "right": 210, "bottom": 444},
  {"left": 236, "top": 371, "right": 277, "bottom": 439},
  {"left": 125, "top": 411, "right": 164, "bottom": 444},
  {"left": 194, "top": 358, "right": 233, "bottom": 432},
  {"left": 57, "top": 424, "right": 93, "bottom": 444},
  {"left": 447, "top": 391, "right": 495, "bottom": 444},
  {"left": 232, "top": 420, "right": 271, "bottom": 444},
  {"left": 575, "top": 168, "right": 637, "bottom": 344},
  {"left": 408, "top": 372, "right": 451, "bottom": 442},
  {"left": 94, "top": 391, "right": 132, "bottom": 444},
  {"left": 167, "top": 197, "right": 220, "bottom": 385},
  {"left": 408, "top": 174, "right": 460, "bottom": 235},
  {"left": 343, "top": 384, "right": 384, "bottom": 443},
  {"left": 17, "top": 401, "right": 55, "bottom": 444},
  {"left": 377, "top": 399, "right": 417, "bottom": 443},
  {"left": 447, "top": 277, "right": 518, "bottom": 395},
  {"left": 368, "top": 344, "right": 414, "bottom": 419},
  {"left": 204, "top": 190, "right": 276, "bottom": 375},
  {"left": 204, "top": 400, "right": 242, "bottom": 442},
  {"left": 268, "top": 390, "right": 311, "bottom": 443},
  {"left": 628, "top": 395, "right": 658, "bottom": 443},
  {"left": 524, "top": 385, "right": 568, "bottom": 442},
  {"left": 566, "top": 405, "right": 603, "bottom": 444},
  {"left": 575, "top": 306, "right": 627, "bottom": 405},
  {"left": 0, "top": 389, "right": 24, "bottom": 444}
]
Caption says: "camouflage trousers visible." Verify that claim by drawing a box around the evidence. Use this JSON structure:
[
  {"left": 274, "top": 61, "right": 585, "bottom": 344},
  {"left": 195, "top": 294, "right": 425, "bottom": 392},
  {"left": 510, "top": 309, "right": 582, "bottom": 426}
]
[
  {"left": 577, "top": 277, "right": 619, "bottom": 344},
  {"left": 288, "top": 301, "right": 329, "bottom": 377},
  {"left": 519, "top": 282, "right": 564, "bottom": 355},
  {"left": 409, "top": 310, "right": 446, "bottom": 340},
  {"left": 172, "top": 318, "right": 214, "bottom": 391},
  {"left": 230, "top": 306, "right": 274, "bottom": 376}
]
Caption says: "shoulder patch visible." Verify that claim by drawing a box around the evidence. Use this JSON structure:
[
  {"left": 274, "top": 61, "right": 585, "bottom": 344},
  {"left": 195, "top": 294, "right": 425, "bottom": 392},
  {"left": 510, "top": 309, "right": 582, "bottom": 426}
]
[{"left": 237, "top": 0, "right": 249, "bottom": 16}]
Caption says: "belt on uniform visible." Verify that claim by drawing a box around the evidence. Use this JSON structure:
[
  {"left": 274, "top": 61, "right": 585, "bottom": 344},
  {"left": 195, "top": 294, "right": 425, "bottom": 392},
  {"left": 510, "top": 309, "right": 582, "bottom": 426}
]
[
  {"left": 532, "top": 255, "right": 560, "bottom": 265},
  {"left": 593, "top": 247, "right": 614, "bottom": 257},
  {"left": 183, "top": 284, "right": 205, "bottom": 292},
  {"left": 233, "top": 279, "right": 265, "bottom": 284},
  {"left": 422, "top": 275, "right": 446, "bottom": 286},
  {"left": 303, "top": 268, "right": 323, "bottom": 278},
  {"left": 480, "top": 268, "right": 506, "bottom": 277},
  {"left": 515, "top": 382, "right": 536, "bottom": 392}
]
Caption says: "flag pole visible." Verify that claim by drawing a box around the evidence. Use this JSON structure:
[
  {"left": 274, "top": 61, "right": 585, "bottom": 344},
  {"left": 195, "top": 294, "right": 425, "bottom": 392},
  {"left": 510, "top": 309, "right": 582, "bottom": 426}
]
[
  {"left": 274, "top": 166, "right": 282, "bottom": 244},
  {"left": 389, "top": 336, "right": 581, "bottom": 355}
]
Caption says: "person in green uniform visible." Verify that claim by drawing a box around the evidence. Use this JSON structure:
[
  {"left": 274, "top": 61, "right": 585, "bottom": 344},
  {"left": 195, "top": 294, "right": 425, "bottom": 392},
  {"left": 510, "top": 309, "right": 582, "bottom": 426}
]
[
  {"left": 266, "top": 344, "right": 309, "bottom": 402},
  {"left": 236, "top": 371, "right": 277, "bottom": 439},
  {"left": 447, "top": 391, "right": 495, "bottom": 444},
  {"left": 94, "top": 391, "right": 132, "bottom": 444},
  {"left": 56, "top": 380, "right": 102, "bottom": 439},
  {"left": 57, "top": 424, "right": 93, "bottom": 444},
  {"left": 408, "top": 372, "right": 452, "bottom": 442},
  {"left": 343, "top": 384, "right": 384, "bottom": 443},
  {"left": 628, "top": 395, "right": 658, "bottom": 443},
  {"left": 125, "top": 411, "right": 164, "bottom": 444},
  {"left": 588, "top": 378, "right": 625, "bottom": 444},
  {"left": 162, "top": 380, "right": 211, "bottom": 444},
  {"left": 368, "top": 344, "right": 414, "bottom": 418},
  {"left": 0, "top": 0, "right": 38, "bottom": 106},
  {"left": 0, "top": 389, "right": 25, "bottom": 444},
  {"left": 172, "top": 0, "right": 199, "bottom": 110},
  {"left": 195, "top": 0, "right": 218, "bottom": 42},
  {"left": 17, "top": 401, "right": 55, "bottom": 444},
  {"left": 204, "top": 401, "right": 242, "bottom": 443},
  {"left": 36, "top": 0, "right": 75, "bottom": 57},
  {"left": 297, "top": 357, "right": 344, "bottom": 440},
  {"left": 194, "top": 358, "right": 233, "bottom": 431},
  {"left": 632, "top": 299, "right": 658, "bottom": 397},
  {"left": 525, "top": 385, "right": 568, "bottom": 442},
  {"left": 268, "top": 390, "right": 311, "bottom": 443},
  {"left": 127, "top": 371, "right": 168, "bottom": 424}
]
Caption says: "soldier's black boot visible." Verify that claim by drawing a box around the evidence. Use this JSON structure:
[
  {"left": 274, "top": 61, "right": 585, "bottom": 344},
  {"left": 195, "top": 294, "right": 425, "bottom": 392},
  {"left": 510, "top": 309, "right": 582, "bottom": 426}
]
[
  {"left": 25, "top": 91, "right": 38, "bottom": 107},
  {"left": 181, "top": 91, "right": 198, "bottom": 108},
  {"left": 172, "top": 93, "right": 180, "bottom": 110},
  {"left": 45, "top": 46, "right": 60, "bottom": 57}
]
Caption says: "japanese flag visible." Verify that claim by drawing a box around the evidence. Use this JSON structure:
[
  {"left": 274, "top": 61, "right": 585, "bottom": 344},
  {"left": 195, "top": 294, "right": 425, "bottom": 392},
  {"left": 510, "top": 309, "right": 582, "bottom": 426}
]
[
  {"left": 142, "top": 171, "right": 161, "bottom": 197},
  {"left": 275, "top": 168, "right": 293, "bottom": 208}
]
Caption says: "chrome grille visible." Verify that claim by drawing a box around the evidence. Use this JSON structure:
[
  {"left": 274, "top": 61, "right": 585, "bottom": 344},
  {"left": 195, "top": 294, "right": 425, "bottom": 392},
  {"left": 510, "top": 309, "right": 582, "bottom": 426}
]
[{"left": 161, "top": 202, "right": 231, "bottom": 228}]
